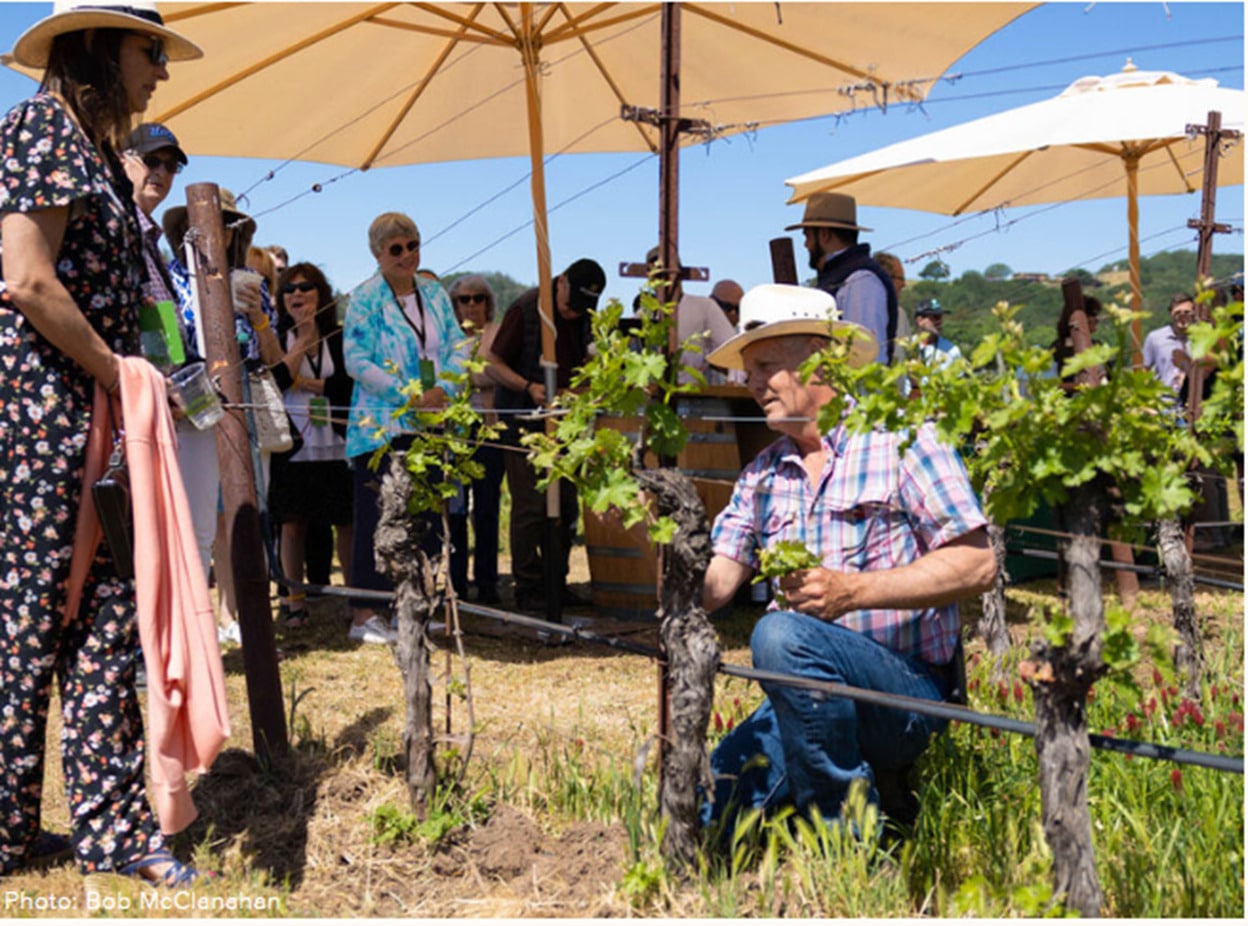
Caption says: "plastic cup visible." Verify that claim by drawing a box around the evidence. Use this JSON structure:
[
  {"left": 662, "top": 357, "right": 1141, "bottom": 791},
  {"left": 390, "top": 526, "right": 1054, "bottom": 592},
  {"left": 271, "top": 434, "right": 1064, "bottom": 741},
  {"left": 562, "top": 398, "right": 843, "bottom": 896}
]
[
  {"left": 170, "top": 361, "right": 224, "bottom": 430},
  {"left": 230, "top": 267, "right": 264, "bottom": 313}
]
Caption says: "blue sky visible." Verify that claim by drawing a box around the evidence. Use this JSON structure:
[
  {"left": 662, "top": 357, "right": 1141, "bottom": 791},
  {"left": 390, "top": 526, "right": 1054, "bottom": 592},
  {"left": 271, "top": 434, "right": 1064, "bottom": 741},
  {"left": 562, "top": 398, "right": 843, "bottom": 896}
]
[{"left": 0, "top": 1, "right": 1242, "bottom": 312}]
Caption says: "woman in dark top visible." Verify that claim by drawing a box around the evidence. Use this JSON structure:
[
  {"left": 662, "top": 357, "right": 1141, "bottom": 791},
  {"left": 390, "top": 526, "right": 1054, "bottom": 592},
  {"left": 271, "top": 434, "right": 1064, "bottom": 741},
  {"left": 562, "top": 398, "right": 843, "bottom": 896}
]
[
  {"left": 268, "top": 263, "right": 355, "bottom": 626},
  {"left": 0, "top": 1, "right": 206, "bottom": 885}
]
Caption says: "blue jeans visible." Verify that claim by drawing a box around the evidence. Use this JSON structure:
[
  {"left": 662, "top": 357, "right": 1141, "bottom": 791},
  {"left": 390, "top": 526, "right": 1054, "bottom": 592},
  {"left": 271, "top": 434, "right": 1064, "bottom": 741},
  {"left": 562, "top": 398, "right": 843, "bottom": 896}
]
[{"left": 703, "top": 611, "right": 949, "bottom": 830}]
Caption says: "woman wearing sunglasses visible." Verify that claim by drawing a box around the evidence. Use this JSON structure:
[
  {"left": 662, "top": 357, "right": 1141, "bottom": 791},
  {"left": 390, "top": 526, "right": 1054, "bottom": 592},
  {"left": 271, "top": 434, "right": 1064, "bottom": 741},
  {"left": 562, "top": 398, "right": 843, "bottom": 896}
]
[
  {"left": 0, "top": 0, "right": 210, "bottom": 886},
  {"left": 342, "top": 212, "right": 467, "bottom": 644},
  {"left": 446, "top": 275, "right": 506, "bottom": 605},
  {"left": 268, "top": 264, "right": 355, "bottom": 628}
]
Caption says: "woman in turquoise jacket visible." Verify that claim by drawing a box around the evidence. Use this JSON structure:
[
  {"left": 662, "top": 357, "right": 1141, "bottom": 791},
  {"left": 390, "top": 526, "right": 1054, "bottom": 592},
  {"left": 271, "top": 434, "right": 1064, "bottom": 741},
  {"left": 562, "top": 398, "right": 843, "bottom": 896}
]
[{"left": 343, "top": 212, "right": 466, "bottom": 644}]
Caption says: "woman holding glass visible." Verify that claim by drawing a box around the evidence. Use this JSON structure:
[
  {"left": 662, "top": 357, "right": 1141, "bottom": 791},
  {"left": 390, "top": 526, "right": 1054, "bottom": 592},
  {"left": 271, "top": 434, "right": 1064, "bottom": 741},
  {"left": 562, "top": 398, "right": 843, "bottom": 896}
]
[
  {"left": 342, "top": 213, "right": 466, "bottom": 644},
  {"left": 0, "top": 0, "right": 208, "bottom": 885},
  {"left": 268, "top": 263, "right": 355, "bottom": 627}
]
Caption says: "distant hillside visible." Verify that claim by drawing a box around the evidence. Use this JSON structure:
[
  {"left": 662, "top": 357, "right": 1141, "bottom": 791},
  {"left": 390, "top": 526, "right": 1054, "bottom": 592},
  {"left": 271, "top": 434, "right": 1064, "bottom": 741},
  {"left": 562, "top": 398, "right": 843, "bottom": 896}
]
[{"left": 905, "top": 251, "right": 1243, "bottom": 354}]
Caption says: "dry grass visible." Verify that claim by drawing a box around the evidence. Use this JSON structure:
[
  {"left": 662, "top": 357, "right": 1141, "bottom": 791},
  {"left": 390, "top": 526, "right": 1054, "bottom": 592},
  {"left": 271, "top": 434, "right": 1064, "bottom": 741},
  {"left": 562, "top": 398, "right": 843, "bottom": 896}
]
[{"left": 7, "top": 541, "right": 1242, "bottom": 917}]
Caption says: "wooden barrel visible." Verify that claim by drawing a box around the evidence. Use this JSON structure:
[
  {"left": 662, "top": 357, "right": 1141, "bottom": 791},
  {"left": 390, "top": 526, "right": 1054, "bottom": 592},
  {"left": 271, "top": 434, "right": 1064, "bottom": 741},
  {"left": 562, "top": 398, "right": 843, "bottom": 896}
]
[{"left": 583, "top": 398, "right": 741, "bottom": 621}]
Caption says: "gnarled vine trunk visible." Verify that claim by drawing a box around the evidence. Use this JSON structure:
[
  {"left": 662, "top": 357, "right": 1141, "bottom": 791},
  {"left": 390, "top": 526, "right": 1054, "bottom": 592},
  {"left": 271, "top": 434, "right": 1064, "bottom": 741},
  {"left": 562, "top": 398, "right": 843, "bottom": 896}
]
[
  {"left": 1029, "top": 479, "right": 1106, "bottom": 917},
  {"left": 376, "top": 453, "right": 439, "bottom": 816},
  {"left": 1157, "top": 516, "right": 1202, "bottom": 698},
  {"left": 978, "top": 521, "right": 1012, "bottom": 671},
  {"left": 636, "top": 469, "right": 720, "bottom": 872}
]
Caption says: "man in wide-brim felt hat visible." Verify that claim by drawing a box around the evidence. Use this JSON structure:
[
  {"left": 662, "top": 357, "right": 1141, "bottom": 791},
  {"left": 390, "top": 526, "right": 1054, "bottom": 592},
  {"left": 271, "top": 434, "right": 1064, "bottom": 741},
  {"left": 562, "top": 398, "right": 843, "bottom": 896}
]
[
  {"left": 786, "top": 192, "right": 900, "bottom": 367},
  {"left": 701, "top": 283, "right": 995, "bottom": 834}
]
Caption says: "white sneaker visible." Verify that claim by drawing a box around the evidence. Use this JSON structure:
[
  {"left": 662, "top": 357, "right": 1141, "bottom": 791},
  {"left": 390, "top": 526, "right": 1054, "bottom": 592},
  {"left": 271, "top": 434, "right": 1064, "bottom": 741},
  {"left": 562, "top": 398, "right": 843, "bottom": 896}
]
[
  {"left": 349, "top": 614, "right": 397, "bottom": 645},
  {"left": 217, "top": 621, "right": 242, "bottom": 645}
]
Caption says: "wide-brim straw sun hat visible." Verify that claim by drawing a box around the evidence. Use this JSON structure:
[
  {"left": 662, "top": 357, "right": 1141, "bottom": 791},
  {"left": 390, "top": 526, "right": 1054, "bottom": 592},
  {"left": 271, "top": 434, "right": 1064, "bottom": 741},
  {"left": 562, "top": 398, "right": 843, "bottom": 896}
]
[
  {"left": 9, "top": 0, "right": 204, "bottom": 69},
  {"left": 784, "top": 192, "right": 873, "bottom": 233},
  {"left": 706, "top": 283, "right": 877, "bottom": 371},
  {"left": 162, "top": 188, "right": 256, "bottom": 256}
]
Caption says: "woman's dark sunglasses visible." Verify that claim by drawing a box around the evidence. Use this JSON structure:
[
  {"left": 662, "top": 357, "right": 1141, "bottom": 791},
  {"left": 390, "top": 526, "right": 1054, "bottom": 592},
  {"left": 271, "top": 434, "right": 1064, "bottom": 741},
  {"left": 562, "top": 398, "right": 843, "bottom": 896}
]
[
  {"left": 282, "top": 281, "right": 317, "bottom": 295},
  {"left": 141, "top": 152, "right": 182, "bottom": 175},
  {"left": 388, "top": 239, "right": 420, "bottom": 258},
  {"left": 145, "top": 36, "right": 168, "bottom": 66},
  {"left": 456, "top": 293, "right": 487, "bottom": 306}
]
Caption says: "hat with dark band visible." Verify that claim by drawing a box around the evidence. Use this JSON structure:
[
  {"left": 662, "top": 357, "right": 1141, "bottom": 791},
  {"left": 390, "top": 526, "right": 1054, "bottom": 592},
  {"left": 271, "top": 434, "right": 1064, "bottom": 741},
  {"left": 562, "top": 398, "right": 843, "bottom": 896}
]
[
  {"left": 9, "top": 1, "right": 204, "bottom": 69},
  {"left": 784, "top": 192, "right": 872, "bottom": 233},
  {"left": 706, "top": 284, "right": 876, "bottom": 371}
]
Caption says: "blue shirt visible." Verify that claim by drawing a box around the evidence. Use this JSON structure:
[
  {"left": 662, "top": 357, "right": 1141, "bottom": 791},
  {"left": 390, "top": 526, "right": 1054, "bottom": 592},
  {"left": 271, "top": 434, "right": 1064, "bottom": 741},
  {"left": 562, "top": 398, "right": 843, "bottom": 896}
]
[
  {"left": 167, "top": 252, "right": 276, "bottom": 363},
  {"left": 342, "top": 271, "right": 467, "bottom": 458},
  {"left": 822, "top": 250, "right": 890, "bottom": 365}
]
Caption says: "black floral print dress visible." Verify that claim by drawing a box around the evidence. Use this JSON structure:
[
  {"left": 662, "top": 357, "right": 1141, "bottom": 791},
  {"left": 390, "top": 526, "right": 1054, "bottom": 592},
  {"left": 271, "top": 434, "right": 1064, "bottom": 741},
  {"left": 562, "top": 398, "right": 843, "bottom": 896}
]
[{"left": 0, "top": 94, "right": 164, "bottom": 874}]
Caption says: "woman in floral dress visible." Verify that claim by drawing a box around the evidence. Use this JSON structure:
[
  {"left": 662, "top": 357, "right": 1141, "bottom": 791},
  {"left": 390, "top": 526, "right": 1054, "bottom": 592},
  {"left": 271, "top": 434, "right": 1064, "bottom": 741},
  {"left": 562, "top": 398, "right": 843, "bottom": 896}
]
[{"left": 0, "top": 1, "right": 205, "bottom": 885}]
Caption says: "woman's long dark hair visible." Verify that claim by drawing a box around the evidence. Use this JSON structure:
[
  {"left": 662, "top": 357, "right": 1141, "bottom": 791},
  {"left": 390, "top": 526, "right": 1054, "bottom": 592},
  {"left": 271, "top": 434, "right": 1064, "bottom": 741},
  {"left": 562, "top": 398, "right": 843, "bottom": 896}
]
[
  {"left": 276, "top": 263, "right": 340, "bottom": 341},
  {"left": 40, "top": 29, "right": 134, "bottom": 154}
]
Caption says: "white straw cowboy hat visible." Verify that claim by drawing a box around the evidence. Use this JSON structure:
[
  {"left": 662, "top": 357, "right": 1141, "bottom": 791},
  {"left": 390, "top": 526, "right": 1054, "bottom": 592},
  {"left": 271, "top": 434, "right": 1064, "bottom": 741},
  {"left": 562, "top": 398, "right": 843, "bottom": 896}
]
[
  {"left": 706, "top": 284, "right": 877, "bottom": 371},
  {"left": 9, "top": 1, "right": 204, "bottom": 68},
  {"left": 784, "top": 192, "right": 873, "bottom": 233}
]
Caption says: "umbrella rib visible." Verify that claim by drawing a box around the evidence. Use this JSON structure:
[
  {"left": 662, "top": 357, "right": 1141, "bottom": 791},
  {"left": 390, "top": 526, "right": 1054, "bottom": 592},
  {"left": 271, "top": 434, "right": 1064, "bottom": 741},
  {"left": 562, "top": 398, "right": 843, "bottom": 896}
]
[
  {"left": 154, "top": 2, "right": 400, "bottom": 121},
  {"left": 404, "top": 2, "right": 514, "bottom": 44},
  {"left": 1160, "top": 139, "right": 1199, "bottom": 194},
  {"left": 951, "top": 150, "right": 1036, "bottom": 215},
  {"left": 681, "top": 2, "right": 924, "bottom": 103},
  {"left": 542, "top": 3, "right": 660, "bottom": 45},
  {"left": 361, "top": 4, "right": 487, "bottom": 168},
  {"left": 551, "top": 2, "right": 659, "bottom": 154}
]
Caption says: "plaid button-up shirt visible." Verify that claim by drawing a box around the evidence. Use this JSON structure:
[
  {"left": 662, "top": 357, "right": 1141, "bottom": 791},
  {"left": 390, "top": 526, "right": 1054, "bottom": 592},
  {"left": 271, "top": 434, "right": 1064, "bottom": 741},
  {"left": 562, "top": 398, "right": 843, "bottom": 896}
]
[{"left": 711, "top": 420, "right": 987, "bottom": 665}]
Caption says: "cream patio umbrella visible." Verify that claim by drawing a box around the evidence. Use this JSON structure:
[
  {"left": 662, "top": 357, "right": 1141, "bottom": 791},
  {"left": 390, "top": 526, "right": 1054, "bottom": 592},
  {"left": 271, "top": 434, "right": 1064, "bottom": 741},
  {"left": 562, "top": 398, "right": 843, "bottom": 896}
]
[
  {"left": 3, "top": 1, "right": 1031, "bottom": 621},
  {"left": 786, "top": 62, "right": 1245, "bottom": 349},
  {"left": 53, "top": 2, "right": 1029, "bottom": 333},
  {"left": 4, "top": 1, "right": 1033, "bottom": 350}
]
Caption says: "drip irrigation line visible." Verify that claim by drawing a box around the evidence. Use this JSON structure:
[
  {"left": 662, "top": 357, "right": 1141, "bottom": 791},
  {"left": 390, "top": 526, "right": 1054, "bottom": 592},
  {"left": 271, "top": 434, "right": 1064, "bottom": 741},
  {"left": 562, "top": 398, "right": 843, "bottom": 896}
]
[
  {"left": 1005, "top": 546, "right": 1244, "bottom": 592},
  {"left": 264, "top": 533, "right": 1243, "bottom": 777},
  {"left": 719, "top": 664, "right": 1243, "bottom": 775}
]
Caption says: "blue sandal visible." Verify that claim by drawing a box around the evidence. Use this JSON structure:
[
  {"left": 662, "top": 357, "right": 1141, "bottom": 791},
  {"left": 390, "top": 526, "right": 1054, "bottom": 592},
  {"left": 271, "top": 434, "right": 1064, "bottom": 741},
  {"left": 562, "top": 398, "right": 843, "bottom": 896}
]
[{"left": 119, "top": 849, "right": 208, "bottom": 888}]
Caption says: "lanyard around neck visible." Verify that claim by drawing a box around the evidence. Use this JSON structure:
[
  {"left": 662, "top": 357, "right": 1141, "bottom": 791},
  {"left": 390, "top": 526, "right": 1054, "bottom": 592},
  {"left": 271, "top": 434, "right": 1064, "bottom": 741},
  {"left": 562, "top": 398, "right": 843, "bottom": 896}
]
[{"left": 389, "top": 278, "right": 427, "bottom": 354}]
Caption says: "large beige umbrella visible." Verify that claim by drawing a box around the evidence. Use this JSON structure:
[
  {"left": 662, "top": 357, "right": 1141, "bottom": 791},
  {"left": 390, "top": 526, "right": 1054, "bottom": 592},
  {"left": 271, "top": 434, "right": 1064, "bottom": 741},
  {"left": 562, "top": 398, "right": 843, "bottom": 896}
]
[
  {"left": 4, "top": 1, "right": 1030, "bottom": 618},
  {"left": 786, "top": 63, "right": 1245, "bottom": 346},
  {"left": 5, "top": 1, "right": 1032, "bottom": 345}
]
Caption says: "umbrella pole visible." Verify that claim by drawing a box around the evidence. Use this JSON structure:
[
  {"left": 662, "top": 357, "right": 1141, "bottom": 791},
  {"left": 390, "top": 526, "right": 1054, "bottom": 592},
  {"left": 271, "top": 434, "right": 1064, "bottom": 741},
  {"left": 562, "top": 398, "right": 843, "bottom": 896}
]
[
  {"left": 1126, "top": 155, "right": 1143, "bottom": 368},
  {"left": 520, "top": 4, "right": 563, "bottom": 625}
]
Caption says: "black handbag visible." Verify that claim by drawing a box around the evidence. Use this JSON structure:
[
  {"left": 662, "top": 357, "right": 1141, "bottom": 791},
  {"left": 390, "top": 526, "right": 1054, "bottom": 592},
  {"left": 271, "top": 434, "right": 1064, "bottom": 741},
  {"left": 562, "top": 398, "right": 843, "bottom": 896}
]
[{"left": 91, "top": 433, "right": 134, "bottom": 580}]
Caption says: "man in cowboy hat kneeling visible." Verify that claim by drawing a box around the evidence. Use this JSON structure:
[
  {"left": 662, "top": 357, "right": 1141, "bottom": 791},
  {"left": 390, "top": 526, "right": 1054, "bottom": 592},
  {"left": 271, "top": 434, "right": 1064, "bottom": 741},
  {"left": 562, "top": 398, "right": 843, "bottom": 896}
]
[
  {"left": 701, "top": 284, "right": 995, "bottom": 832},
  {"left": 787, "top": 192, "right": 899, "bottom": 366}
]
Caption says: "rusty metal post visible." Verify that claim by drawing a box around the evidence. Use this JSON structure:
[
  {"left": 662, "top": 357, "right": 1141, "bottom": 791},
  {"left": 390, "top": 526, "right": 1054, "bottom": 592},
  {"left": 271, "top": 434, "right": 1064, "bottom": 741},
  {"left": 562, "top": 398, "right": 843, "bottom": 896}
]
[
  {"left": 653, "top": 1, "right": 684, "bottom": 788},
  {"left": 185, "top": 182, "right": 288, "bottom": 758},
  {"left": 658, "top": 1, "right": 681, "bottom": 328},
  {"left": 1186, "top": 110, "right": 1233, "bottom": 426},
  {"left": 1182, "top": 110, "right": 1237, "bottom": 554}
]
